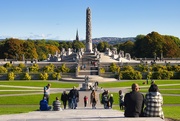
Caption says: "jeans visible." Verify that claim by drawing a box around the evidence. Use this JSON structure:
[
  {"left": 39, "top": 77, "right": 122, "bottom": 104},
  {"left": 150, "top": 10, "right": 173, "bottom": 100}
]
[{"left": 71, "top": 98, "right": 77, "bottom": 109}]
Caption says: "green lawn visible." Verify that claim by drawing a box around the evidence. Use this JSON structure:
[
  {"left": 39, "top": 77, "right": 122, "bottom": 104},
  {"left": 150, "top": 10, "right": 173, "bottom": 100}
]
[
  {"left": 0, "top": 86, "right": 42, "bottom": 90},
  {"left": 0, "top": 81, "right": 79, "bottom": 88},
  {"left": 140, "top": 89, "right": 180, "bottom": 95},
  {"left": 0, "top": 93, "right": 62, "bottom": 105},
  {"left": 0, "top": 105, "right": 38, "bottom": 115},
  {"left": 0, "top": 91, "right": 42, "bottom": 95},
  {"left": 99, "top": 80, "right": 180, "bottom": 88},
  {"left": 163, "top": 106, "right": 180, "bottom": 120}
]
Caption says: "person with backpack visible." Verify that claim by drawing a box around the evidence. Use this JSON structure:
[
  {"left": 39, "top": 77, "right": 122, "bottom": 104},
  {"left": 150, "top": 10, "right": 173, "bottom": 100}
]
[{"left": 102, "top": 90, "right": 109, "bottom": 109}]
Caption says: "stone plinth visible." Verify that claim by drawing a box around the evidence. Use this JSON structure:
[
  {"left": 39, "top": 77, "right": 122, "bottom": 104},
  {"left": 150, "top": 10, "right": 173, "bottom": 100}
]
[{"left": 80, "top": 82, "right": 92, "bottom": 91}]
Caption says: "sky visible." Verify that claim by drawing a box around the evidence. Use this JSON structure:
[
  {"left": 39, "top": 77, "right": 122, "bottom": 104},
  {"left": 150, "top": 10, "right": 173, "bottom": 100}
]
[{"left": 0, "top": 0, "right": 179, "bottom": 40}]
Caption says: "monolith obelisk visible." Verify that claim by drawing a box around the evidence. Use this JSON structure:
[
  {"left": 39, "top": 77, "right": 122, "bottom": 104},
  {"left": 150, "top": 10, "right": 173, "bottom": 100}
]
[{"left": 86, "top": 7, "right": 92, "bottom": 53}]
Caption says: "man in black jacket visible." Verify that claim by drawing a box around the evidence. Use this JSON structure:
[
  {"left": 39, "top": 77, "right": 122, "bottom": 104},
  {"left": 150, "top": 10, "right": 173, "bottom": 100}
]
[
  {"left": 69, "top": 86, "right": 79, "bottom": 109},
  {"left": 124, "top": 83, "right": 144, "bottom": 117}
]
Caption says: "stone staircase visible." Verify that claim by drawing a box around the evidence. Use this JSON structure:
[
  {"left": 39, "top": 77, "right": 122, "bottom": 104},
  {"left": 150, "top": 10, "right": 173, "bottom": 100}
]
[{"left": 78, "top": 52, "right": 99, "bottom": 76}]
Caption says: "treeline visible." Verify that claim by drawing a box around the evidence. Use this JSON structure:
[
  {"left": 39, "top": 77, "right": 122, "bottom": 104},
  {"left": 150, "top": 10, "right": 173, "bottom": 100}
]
[
  {"left": 0, "top": 39, "right": 85, "bottom": 61},
  {"left": 0, "top": 31, "right": 180, "bottom": 60},
  {"left": 104, "top": 31, "right": 180, "bottom": 58}
]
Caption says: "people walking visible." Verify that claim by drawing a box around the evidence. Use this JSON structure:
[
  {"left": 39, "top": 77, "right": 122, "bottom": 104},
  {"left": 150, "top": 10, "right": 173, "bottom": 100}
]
[
  {"left": 69, "top": 86, "right": 79, "bottom": 109},
  {"left": 90, "top": 90, "right": 97, "bottom": 109},
  {"left": 61, "top": 91, "right": 68, "bottom": 109},
  {"left": 124, "top": 83, "right": 144, "bottom": 117}
]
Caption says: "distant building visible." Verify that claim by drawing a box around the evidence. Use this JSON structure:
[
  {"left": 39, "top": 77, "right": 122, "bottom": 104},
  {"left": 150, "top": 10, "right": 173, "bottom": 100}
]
[{"left": 76, "top": 29, "right": 79, "bottom": 41}]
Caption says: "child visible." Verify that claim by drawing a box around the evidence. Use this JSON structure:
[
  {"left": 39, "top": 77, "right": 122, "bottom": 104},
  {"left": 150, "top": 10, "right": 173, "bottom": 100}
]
[
  {"left": 119, "top": 90, "right": 124, "bottom": 110},
  {"left": 109, "top": 94, "right": 114, "bottom": 108},
  {"left": 84, "top": 96, "right": 88, "bottom": 107}
]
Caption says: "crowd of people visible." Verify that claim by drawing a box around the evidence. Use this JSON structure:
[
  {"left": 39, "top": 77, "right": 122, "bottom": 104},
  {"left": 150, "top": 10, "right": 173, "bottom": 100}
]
[
  {"left": 39, "top": 84, "right": 79, "bottom": 111},
  {"left": 39, "top": 82, "right": 164, "bottom": 119}
]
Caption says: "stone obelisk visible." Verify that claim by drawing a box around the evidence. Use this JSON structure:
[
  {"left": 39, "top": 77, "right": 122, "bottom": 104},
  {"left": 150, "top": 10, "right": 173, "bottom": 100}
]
[{"left": 86, "top": 7, "right": 92, "bottom": 53}]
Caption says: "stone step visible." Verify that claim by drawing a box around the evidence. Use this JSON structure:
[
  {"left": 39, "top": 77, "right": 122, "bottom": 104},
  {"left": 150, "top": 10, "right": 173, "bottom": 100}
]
[
  {"left": 61, "top": 75, "right": 118, "bottom": 82},
  {"left": 78, "top": 71, "right": 98, "bottom": 75},
  {"left": 0, "top": 107, "right": 163, "bottom": 121}
]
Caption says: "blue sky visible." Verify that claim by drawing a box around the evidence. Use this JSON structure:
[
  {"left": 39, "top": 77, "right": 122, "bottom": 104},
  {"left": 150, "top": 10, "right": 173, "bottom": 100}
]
[{"left": 0, "top": 0, "right": 179, "bottom": 40}]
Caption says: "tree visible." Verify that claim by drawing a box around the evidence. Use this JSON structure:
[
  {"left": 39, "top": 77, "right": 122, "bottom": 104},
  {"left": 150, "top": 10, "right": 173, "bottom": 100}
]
[
  {"left": 35, "top": 45, "right": 48, "bottom": 61},
  {"left": 2, "top": 38, "right": 24, "bottom": 60},
  {"left": 109, "top": 63, "right": 118, "bottom": 73},
  {"left": 163, "top": 36, "right": 180, "bottom": 57},
  {"left": 0, "top": 66, "right": 8, "bottom": 73},
  {"left": 46, "top": 40, "right": 59, "bottom": 47},
  {"left": 134, "top": 31, "right": 180, "bottom": 58},
  {"left": 59, "top": 41, "right": 69, "bottom": 51},
  {"left": 23, "top": 73, "right": 31, "bottom": 80},
  {"left": 117, "top": 40, "right": 134, "bottom": 56},
  {"left": 40, "top": 72, "right": 49, "bottom": 80},
  {"left": 7, "top": 72, "right": 15, "bottom": 80},
  {"left": 97, "top": 41, "right": 109, "bottom": 52},
  {"left": 72, "top": 40, "right": 85, "bottom": 51},
  {"left": 29, "top": 64, "right": 39, "bottom": 72},
  {"left": 59, "top": 64, "right": 70, "bottom": 73},
  {"left": 46, "top": 44, "right": 60, "bottom": 55},
  {"left": 23, "top": 40, "right": 38, "bottom": 59}
]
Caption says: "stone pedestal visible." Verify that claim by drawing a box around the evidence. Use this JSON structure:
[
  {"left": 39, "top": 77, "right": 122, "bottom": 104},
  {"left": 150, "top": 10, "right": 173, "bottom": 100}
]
[{"left": 80, "top": 82, "right": 92, "bottom": 91}]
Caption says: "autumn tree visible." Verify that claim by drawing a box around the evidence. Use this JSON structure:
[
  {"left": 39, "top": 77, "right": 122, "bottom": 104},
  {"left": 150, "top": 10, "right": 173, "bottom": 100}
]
[
  {"left": 2, "top": 38, "right": 24, "bottom": 60},
  {"left": 23, "top": 40, "right": 38, "bottom": 59}
]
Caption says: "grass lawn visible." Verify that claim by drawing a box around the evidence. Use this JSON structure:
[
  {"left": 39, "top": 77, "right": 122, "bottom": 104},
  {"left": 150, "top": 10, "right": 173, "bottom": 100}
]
[
  {"left": 0, "top": 81, "right": 79, "bottom": 88},
  {"left": 0, "top": 105, "right": 38, "bottom": 115},
  {"left": 0, "top": 86, "right": 42, "bottom": 90},
  {"left": 140, "top": 89, "right": 180, "bottom": 95},
  {"left": 163, "top": 106, "right": 180, "bottom": 120},
  {"left": 0, "top": 91, "right": 42, "bottom": 95},
  {"left": 0, "top": 93, "right": 62, "bottom": 115},
  {"left": 99, "top": 80, "right": 180, "bottom": 88},
  {"left": 0, "top": 93, "right": 62, "bottom": 105}
]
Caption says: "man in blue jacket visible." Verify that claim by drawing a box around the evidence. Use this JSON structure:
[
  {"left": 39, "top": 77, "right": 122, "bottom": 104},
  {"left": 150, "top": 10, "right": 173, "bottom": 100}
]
[{"left": 39, "top": 97, "right": 51, "bottom": 111}]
